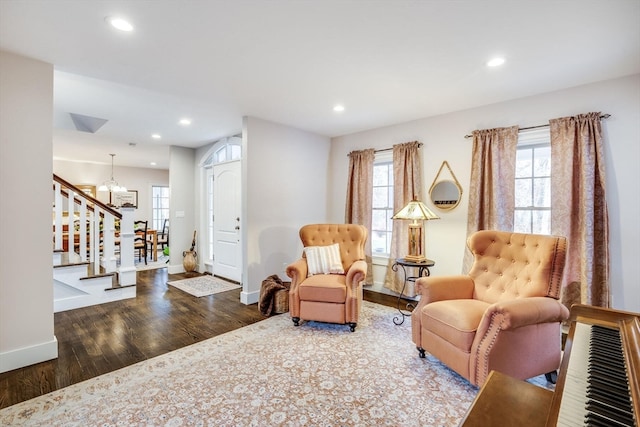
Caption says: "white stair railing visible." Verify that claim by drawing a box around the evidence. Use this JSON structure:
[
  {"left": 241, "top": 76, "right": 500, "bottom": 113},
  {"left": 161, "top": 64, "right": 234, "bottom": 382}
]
[{"left": 52, "top": 174, "right": 133, "bottom": 285}]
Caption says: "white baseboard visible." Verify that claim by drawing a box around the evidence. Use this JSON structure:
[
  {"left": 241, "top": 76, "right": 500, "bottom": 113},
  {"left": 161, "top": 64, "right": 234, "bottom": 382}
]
[
  {"left": 167, "top": 264, "right": 185, "bottom": 274},
  {"left": 240, "top": 290, "right": 259, "bottom": 305},
  {"left": 367, "top": 281, "right": 419, "bottom": 301},
  {"left": 0, "top": 336, "right": 58, "bottom": 374}
]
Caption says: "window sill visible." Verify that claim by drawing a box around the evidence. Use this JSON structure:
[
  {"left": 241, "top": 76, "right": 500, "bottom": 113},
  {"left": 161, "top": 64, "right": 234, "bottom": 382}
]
[{"left": 372, "top": 255, "right": 390, "bottom": 266}]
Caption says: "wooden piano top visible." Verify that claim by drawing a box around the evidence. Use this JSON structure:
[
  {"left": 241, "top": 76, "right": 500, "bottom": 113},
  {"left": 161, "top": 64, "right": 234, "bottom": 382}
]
[{"left": 459, "top": 370, "right": 553, "bottom": 427}]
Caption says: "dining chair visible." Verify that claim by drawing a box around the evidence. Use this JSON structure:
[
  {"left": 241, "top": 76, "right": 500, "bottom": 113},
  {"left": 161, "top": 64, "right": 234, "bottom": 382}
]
[
  {"left": 157, "top": 219, "right": 169, "bottom": 251},
  {"left": 133, "top": 220, "right": 148, "bottom": 264}
]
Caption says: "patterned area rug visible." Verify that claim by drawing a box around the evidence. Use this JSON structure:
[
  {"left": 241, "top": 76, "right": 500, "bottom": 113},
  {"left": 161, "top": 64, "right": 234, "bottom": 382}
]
[
  {"left": 0, "top": 302, "right": 477, "bottom": 427},
  {"left": 0, "top": 302, "right": 552, "bottom": 426},
  {"left": 167, "top": 275, "right": 241, "bottom": 297}
]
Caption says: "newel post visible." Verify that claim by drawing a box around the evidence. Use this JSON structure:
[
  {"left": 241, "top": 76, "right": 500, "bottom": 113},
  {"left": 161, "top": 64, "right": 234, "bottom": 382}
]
[
  {"left": 118, "top": 207, "right": 136, "bottom": 286},
  {"left": 102, "top": 214, "right": 117, "bottom": 273}
]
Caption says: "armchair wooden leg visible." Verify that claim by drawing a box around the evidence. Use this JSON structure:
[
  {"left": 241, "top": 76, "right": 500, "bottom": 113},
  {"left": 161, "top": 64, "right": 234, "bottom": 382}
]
[
  {"left": 544, "top": 370, "right": 558, "bottom": 384},
  {"left": 417, "top": 347, "right": 426, "bottom": 358},
  {"left": 292, "top": 317, "right": 300, "bottom": 326},
  {"left": 348, "top": 322, "right": 356, "bottom": 332}
]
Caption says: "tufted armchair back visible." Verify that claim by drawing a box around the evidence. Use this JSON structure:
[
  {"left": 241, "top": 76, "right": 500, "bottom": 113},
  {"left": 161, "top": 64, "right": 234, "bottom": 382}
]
[
  {"left": 467, "top": 230, "right": 567, "bottom": 304},
  {"left": 299, "top": 224, "right": 367, "bottom": 273}
]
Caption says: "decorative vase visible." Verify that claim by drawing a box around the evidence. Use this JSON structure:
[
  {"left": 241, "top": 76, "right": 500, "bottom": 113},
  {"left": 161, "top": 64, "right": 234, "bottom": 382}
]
[{"left": 183, "top": 250, "right": 197, "bottom": 272}]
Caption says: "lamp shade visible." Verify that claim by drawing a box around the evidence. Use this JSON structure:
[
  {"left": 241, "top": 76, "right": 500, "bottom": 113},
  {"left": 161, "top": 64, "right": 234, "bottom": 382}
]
[
  {"left": 392, "top": 199, "right": 438, "bottom": 263},
  {"left": 392, "top": 199, "right": 440, "bottom": 221}
]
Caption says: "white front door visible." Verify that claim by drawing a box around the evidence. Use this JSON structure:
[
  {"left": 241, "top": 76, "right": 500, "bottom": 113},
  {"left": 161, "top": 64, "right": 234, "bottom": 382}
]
[{"left": 213, "top": 160, "right": 241, "bottom": 282}]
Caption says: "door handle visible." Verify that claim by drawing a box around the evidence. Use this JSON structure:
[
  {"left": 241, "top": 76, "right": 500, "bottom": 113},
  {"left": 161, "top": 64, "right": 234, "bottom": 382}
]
[{"left": 235, "top": 226, "right": 240, "bottom": 230}]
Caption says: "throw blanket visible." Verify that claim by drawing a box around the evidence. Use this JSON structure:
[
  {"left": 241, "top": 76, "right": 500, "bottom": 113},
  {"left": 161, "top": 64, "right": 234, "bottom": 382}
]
[{"left": 259, "top": 274, "right": 289, "bottom": 316}]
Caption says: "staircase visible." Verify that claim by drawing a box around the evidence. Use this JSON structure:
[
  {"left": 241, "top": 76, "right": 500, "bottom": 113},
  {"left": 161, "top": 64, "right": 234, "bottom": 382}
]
[
  {"left": 53, "top": 251, "right": 136, "bottom": 312},
  {"left": 52, "top": 175, "right": 137, "bottom": 312}
]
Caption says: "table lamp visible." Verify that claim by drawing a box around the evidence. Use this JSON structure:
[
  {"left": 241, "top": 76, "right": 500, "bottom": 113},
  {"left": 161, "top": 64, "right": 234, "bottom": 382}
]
[{"left": 392, "top": 199, "right": 439, "bottom": 263}]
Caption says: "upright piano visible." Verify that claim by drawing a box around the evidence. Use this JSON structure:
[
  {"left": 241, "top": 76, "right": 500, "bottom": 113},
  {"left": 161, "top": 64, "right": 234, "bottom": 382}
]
[{"left": 460, "top": 304, "right": 640, "bottom": 427}]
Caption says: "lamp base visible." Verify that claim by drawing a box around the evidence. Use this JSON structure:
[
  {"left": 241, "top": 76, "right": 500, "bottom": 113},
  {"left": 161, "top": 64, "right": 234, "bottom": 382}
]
[{"left": 403, "top": 254, "right": 427, "bottom": 263}]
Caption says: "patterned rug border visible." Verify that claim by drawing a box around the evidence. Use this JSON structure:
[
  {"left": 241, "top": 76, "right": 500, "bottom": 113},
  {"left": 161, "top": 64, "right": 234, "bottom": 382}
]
[{"left": 167, "top": 274, "right": 241, "bottom": 297}]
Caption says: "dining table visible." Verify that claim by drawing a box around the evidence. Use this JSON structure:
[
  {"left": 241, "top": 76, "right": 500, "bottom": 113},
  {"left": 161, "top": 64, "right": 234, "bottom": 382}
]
[{"left": 146, "top": 229, "right": 158, "bottom": 261}]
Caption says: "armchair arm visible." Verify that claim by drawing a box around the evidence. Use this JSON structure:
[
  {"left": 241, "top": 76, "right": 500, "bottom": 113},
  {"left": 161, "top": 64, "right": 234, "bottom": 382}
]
[
  {"left": 286, "top": 259, "right": 308, "bottom": 319},
  {"left": 346, "top": 260, "right": 367, "bottom": 289},
  {"left": 480, "top": 297, "right": 570, "bottom": 331},
  {"left": 345, "top": 260, "right": 367, "bottom": 324},
  {"left": 415, "top": 275, "right": 475, "bottom": 304},
  {"left": 412, "top": 275, "right": 475, "bottom": 347},
  {"left": 285, "top": 259, "right": 308, "bottom": 291},
  {"left": 470, "top": 297, "right": 570, "bottom": 386}
]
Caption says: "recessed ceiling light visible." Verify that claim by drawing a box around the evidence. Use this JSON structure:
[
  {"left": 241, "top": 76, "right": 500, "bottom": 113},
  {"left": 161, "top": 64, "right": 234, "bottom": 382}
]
[
  {"left": 179, "top": 118, "right": 192, "bottom": 126},
  {"left": 151, "top": 134, "right": 161, "bottom": 139},
  {"left": 333, "top": 105, "right": 345, "bottom": 112},
  {"left": 487, "top": 57, "right": 505, "bottom": 67},
  {"left": 150, "top": 162, "right": 157, "bottom": 166},
  {"left": 106, "top": 16, "right": 134, "bottom": 32}
]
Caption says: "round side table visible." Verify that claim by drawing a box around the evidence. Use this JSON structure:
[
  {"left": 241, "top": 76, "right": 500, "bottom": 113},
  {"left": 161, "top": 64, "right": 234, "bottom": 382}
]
[{"left": 391, "top": 258, "right": 435, "bottom": 325}]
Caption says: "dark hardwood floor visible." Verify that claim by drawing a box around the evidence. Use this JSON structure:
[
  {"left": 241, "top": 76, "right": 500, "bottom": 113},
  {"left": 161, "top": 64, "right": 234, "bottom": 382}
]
[{"left": 0, "top": 267, "right": 398, "bottom": 410}]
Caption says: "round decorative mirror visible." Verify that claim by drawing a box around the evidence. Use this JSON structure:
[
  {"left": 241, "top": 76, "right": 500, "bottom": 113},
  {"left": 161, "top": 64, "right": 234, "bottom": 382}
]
[
  {"left": 429, "top": 161, "right": 463, "bottom": 211},
  {"left": 430, "top": 180, "right": 462, "bottom": 210}
]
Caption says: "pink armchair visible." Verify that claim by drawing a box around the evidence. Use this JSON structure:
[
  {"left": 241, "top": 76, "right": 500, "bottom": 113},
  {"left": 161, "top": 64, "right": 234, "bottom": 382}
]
[
  {"left": 411, "top": 230, "right": 569, "bottom": 387},
  {"left": 286, "top": 224, "right": 368, "bottom": 332}
]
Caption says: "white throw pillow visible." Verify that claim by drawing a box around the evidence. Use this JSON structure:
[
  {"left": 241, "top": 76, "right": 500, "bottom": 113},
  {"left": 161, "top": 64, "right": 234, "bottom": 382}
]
[{"left": 304, "top": 243, "right": 345, "bottom": 276}]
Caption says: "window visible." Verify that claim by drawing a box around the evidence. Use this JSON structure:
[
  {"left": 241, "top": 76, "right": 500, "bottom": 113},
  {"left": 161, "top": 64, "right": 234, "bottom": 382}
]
[
  {"left": 151, "top": 186, "right": 169, "bottom": 231},
  {"left": 372, "top": 155, "right": 394, "bottom": 255},
  {"left": 514, "top": 129, "right": 551, "bottom": 234},
  {"left": 214, "top": 142, "right": 241, "bottom": 163}
]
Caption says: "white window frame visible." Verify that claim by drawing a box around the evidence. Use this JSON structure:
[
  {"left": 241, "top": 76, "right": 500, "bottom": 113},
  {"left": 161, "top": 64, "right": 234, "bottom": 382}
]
[
  {"left": 514, "top": 128, "right": 551, "bottom": 235},
  {"left": 214, "top": 142, "right": 241, "bottom": 164},
  {"left": 371, "top": 151, "right": 394, "bottom": 261},
  {"left": 151, "top": 185, "right": 169, "bottom": 232}
]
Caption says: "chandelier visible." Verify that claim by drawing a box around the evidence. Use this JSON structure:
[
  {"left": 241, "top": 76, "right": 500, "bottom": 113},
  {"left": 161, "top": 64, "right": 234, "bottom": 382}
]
[{"left": 98, "top": 154, "right": 127, "bottom": 193}]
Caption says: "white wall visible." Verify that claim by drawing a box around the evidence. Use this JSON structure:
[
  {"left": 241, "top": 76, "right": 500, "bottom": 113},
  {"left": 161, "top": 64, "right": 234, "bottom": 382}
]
[
  {"left": 167, "top": 146, "right": 197, "bottom": 274},
  {"left": 0, "top": 51, "right": 58, "bottom": 372},
  {"left": 242, "top": 116, "right": 331, "bottom": 304},
  {"left": 53, "top": 159, "right": 169, "bottom": 222},
  {"left": 329, "top": 74, "right": 640, "bottom": 313}
]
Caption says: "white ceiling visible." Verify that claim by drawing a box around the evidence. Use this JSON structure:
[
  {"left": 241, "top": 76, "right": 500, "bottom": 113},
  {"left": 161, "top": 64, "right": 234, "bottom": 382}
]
[{"left": 1, "top": 0, "right": 639, "bottom": 169}]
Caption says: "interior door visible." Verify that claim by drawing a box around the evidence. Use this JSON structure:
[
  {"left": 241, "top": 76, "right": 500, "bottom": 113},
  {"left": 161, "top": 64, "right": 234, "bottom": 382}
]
[{"left": 213, "top": 160, "right": 241, "bottom": 282}]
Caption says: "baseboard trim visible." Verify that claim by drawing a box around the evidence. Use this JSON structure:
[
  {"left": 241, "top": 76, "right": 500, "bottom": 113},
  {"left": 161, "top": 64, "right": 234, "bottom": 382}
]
[
  {"left": 167, "top": 264, "right": 185, "bottom": 274},
  {"left": 240, "top": 290, "right": 259, "bottom": 305},
  {"left": 0, "top": 336, "right": 58, "bottom": 374}
]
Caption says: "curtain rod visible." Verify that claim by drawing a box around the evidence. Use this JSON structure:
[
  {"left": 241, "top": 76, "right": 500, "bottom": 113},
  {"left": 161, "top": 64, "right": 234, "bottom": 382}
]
[
  {"left": 463, "top": 113, "right": 611, "bottom": 139},
  {"left": 347, "top": 141, "right": 422, "bottom": 157}
]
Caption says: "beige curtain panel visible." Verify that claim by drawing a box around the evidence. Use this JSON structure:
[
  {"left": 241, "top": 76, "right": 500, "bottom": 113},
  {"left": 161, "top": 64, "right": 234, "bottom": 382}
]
[
  {"left": 384, "top": 141, "right": 423, "bottom": 296},
  {"left": 345, "top": 148, "right": 375, "bottom": 284},
  {"left": 463, "top": 126, "right": 518, "bottom": 272},
  {"left": 550, "top": 112, "right": 610, "bottom": 308}
]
